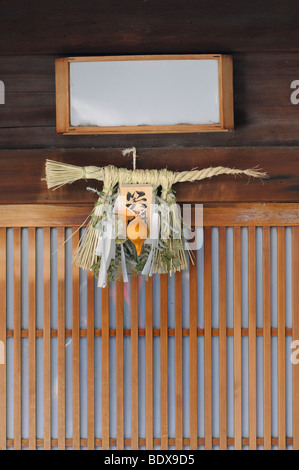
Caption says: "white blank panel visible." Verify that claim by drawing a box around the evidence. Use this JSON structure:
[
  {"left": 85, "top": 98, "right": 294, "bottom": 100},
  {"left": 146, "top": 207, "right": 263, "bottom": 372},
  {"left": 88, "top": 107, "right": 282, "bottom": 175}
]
[{"left": 70, "top": 60, "right": 220, "bottom": 127}]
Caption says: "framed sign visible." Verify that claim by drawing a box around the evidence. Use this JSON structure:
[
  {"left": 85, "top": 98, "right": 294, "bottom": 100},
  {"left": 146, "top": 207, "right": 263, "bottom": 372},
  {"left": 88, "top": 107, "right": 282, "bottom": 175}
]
[{"left": 55, "top": 54, "right": 234, "bottom": 134}]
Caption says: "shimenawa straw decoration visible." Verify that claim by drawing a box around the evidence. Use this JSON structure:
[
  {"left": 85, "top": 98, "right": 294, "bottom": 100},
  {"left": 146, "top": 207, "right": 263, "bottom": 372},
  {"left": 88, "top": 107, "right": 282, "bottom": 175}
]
[{"left": 45, "top": 150, "right": 267, "bottom": 287}]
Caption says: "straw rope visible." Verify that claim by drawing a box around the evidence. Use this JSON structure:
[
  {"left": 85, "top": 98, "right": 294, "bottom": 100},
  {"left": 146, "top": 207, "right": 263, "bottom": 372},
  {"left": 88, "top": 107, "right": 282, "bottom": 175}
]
[{"left": 45, "top": 159, "right": 267, "bottom": 191}]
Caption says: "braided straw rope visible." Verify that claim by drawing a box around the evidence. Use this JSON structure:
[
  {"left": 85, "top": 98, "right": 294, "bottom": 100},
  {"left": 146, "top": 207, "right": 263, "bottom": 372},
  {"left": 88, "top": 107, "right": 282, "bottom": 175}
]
[{"left": 45, "top": 159, "right": 267, "bottom": 191}]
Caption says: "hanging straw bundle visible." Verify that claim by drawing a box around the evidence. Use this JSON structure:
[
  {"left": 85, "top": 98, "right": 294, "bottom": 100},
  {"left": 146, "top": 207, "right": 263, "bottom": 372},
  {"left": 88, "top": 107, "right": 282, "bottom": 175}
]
[{"left": 44, "top": 152, "right": 267, "bottom": 286}]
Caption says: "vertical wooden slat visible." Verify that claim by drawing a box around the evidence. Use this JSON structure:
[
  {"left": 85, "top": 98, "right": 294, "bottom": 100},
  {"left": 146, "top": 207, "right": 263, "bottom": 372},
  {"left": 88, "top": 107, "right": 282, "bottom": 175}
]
[
  {"left": 248, "top": 226, "right": 257, "bottom": 450},
  {"left": 233, "top": 226, "right": 242, "bottom": 450},
  {"left": 101, "top": 285, "right": 110, "bottom": 450},
  {"left": 277, "top": 227, "right": 286, "bottom": 450},
  {"left": 28, "top": 228, "right": 36, "bottom": 450},
  {"left": 263, "top": 227, "right": 271, "bottom": 450},
  {"left": 131, "top": 275, "right": 139, "bottom": 450},
  {"left": 116, "top": 278, "right": 124, "bottom": 450},
  {"left": 175, "top": 270, "right": 183, "bottom": 450},
  {"left": 0, "top": 229, "right": 6, "bottom": 450},
  {"left": 204, "top": 227, "right": 212, "bottom": 450},
  {"left": 13, "top": 227, "right": 21, "bottom": 450},
  {"left": 87, "top": 270, "right": 95, "bottom": 449},
  {"left": 219, "top": 227, "right": 227, "bottom": 449},
  {"left": 57, "top": 227, "right": 65, "bottom": 450},
  {"left": 72, "top": 230, "right": 80, "bottom": 450},
  {"left": 293, "top": 227, "right": 299, "bottom": 450},
  {"left": 160, "top": 273, "right": 168, "bottom": 450},
  {"left": 145, "top": 276, "right": 153, "bottom": 450},
  {"left": 189, "top": 252, "right": 198, "bottom": 450},
  {"left": 43, "top": 227, "right": 51, "bottom": 450}
]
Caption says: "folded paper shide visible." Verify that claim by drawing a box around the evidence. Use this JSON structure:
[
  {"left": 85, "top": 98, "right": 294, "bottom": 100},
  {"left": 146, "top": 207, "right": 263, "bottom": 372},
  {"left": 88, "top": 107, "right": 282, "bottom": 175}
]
[{"left": 44, "top": 148, "right": 267, "bottom": 288}]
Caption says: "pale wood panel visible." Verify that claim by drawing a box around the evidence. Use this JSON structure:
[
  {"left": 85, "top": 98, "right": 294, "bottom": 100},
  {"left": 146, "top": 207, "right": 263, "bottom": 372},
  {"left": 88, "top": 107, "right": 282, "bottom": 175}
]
[
  {"left": 131, "top": 276, "right": 139, "bottom": 450},
  {"left": 189, "top": 252, "right": 198, "bottom": 450},
  {"left": 248, "top": 227, "right": 257, "bottom": 450},
  {"left": 87, "top": 270, "right": 95, "bottom": 449},
  {"left": 277, "top": 227, "right": 286, "bottom": 450},
  {"left": 233, "top": 226, "right": 242, "bottom": 450},
  {"left": 219, "top": 227, "right": 227, "bottom": 449},
  {"left": 160, "top": 274, "right": 168, "bottom": 450},
  {"left": 0, "top": 229, "right": 6, "bottom": 450},
  {"left": 57, "top": 227, "right": 66, "bottom": 450},
  {"left": 204, "top": 227, "right": 212, "bottom": 450},
  {"left": 101, "top": 286, "right": 110, "bottom": 450},
  {"left": 72, "top": 230, "right": 80, "bottom": 450},
  {"left": 13, "top": 228, "right": 21, "bottom": 450},
  {"left": 28, "top": 228, "right": 36, "bottom": 450},
  {"left": 175, "top": 270, "right": 183, "bottom": 450},
  {"left": 43, "top": 228, "right": 51, "bottom": 450},
  {"left": 263, "top": 227, "right": 272, "bottom": 450},
  {"left": 116, "top": 279, "right": 124, "bottom": 450},
  {"left": 293, "top": 227, "right": 299, "bottom": 450},
  {"left": 145, "top": 277, "right": 153, "bottom": 450}
]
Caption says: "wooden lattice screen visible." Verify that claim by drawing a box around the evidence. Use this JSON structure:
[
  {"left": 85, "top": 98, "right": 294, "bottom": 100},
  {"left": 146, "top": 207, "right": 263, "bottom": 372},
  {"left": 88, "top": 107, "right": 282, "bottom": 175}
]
[{"left": 0, "top": 204, "right": 298, "bottom": 450}]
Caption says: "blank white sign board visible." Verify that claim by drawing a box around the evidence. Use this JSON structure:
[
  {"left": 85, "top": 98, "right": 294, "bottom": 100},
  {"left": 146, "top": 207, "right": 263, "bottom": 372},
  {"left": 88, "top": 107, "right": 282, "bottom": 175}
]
[
  {"left": 55, "top": 55, "right": 233, "bottom": 134},
  {"left": 69, "top": 59, "right": 220, "bottom": 127}
]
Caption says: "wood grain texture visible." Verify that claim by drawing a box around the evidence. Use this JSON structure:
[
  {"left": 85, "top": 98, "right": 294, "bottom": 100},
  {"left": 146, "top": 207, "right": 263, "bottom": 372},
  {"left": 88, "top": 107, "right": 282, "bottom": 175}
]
[
  {"left": 101, "top": 286, "right": 110, "bottom": 450},
  {"left": 175, "top": 270, "right": 183, "bottom": 450},
  {"left": 13, "top": 228, "right": 21, "bottom": 450},
  {"left": 263, "top": 227, "right": 272, "bottom": 450},
  {"left": 145, "top": 277, "right": 153, "bottom": 450},
  {"left": 28, "top": 228, "right": 36, "bottom": 450},
  {"left": 1, "top": 147, "right": 299, "bottom": 204},
  {"left": 57, "top": 227, "right": 65, "bottom": 450},
  {"left": 116, "top": 279, "right": 124, "bottom": 450},
  {"left": 2, "top": 52, "right": 299, "bottom": 149},
  {"left": 3, "top": 436, "right": 296, "bottom": 448},
  {"left": 204, "top": 227, "right": 212, "bottom": 450},
  {"left": 277, "top": 227, "right": 286, "bottom": 450},
  {"left": 293, "top": 227, "right": 299, "bottom": 450},
  {"left": 4, "top": 326, "right": 293, "bottom": 339},
  {"left": 72, "top": 230, "right": 80, "bottom": 450},
  {"left": 130, "top": 276, "right": 139, "bottom": 450},
  {"left": 219, "top": 227, "right": 227, "bottom": 450},
  {"left": 189, "top": 252, "right": 198, "bottom": 450},
  {"left": 43, "top": 227, "right": 51, "bottom": 450},
  {"left": 1, "top": 2, "right": 299, "bottom": 55},
  {"left": 2, "top": 204, "right": 299, "bottom": 228},
  {"left": 233, "top": 227, "right": 242, "bottom": 450},
  {"left": 0, "top": 229, "right": 6, "bottom": 450},
  {"left": 160, "top": 274, "right": 168, "bottom": 450},
  {"left": 248, "top": 227, "right": 257, "bottom": 450},
  {"left": 87, "top": 270, "right": 95, "bottom": 450}
]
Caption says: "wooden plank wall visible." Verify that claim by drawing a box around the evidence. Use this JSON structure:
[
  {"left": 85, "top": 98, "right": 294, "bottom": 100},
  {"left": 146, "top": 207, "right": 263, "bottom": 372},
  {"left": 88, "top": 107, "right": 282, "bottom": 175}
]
[{"left": 0, "top": 0, "right": 298, "bottom": 452}]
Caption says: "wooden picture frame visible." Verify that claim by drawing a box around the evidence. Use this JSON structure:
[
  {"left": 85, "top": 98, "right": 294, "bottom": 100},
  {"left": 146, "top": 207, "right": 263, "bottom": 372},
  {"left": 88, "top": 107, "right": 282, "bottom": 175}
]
[{"left": 55, "top": 54, "right": 234, "bottom": 135}]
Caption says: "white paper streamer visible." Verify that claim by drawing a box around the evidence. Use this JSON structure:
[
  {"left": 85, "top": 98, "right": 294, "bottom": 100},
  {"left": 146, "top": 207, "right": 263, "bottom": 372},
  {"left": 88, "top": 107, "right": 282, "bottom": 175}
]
[
  {"left": 121, "top": 244, "right": 128, "bottom": 283},
  {"left": 97, "top": 220, "right": 116, "bottom": 288},
  {"left": 142, "top": 212, "right": 160, "bottom": 277}
]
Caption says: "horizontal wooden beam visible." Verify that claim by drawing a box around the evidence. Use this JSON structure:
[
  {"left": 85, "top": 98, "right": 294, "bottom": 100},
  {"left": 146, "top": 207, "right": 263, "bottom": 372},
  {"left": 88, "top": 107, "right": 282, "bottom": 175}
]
[
  {"left": 0, "top": 203, "right": 298, "bottom": 227},
  {"left": 5, "top": 328, "right": 293, "bottom": 338},
  {"left": 0, "top": 147, "right": 298, "bottom": 203},
  {"left": 5, "top": 437, "right": 294, "bottom": 448}
]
